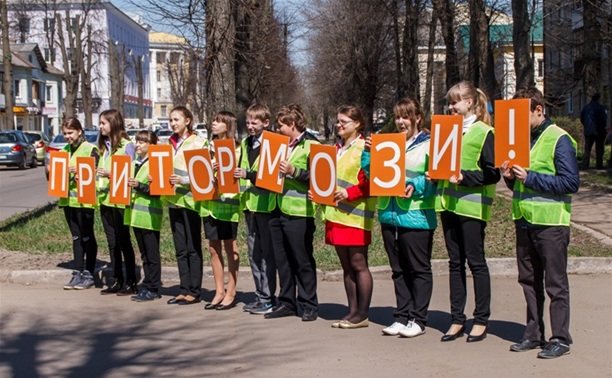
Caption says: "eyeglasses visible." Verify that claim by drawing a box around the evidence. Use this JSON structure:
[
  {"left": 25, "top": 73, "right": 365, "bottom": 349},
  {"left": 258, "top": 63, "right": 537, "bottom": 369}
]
[{"left": 337, "top": 119, "right": 353, "bottom": 126}]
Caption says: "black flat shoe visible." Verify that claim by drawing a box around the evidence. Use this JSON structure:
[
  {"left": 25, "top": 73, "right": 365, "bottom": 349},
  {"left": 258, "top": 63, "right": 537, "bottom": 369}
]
[
  {"left": 216, "top": 299, "right": 237, "bottom": 311},
  {"left": 441, "top": 325, "right": 466, "bottom": 342},
  {"left": 466, "top": 328, "right": 488, "bottom": 343},
  {"left": 204, "top": 302, "right": 222, "bottom": 310},
  {"left": 167, "top": 296, "right": 185, "bottom": 305},
  {"left": 178, "top": 297, "right": 201, "bottom": 305}
]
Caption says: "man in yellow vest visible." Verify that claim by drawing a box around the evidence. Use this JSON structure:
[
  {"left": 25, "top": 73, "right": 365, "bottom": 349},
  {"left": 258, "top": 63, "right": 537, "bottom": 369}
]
[{"left": 501, "top": 87, "right": 580, "bottom": 359}]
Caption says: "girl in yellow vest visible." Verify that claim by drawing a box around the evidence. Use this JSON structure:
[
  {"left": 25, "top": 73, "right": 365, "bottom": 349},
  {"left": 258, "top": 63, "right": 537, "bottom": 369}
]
[
  {"left": 204, "top": 111, "right": 240, "bottom": 310},
  {"left": 320, "top": 105, "right": 376, "bottom": 329},
  {"left": 165, "top": 106, "right": 208, "bottom": 305},
  {"left": 125, "top": 130, "right": 164, "bottom": 302},
  {"left": 60, "top": 117, "right": 100, "bottom": 290},
  {"left": 362, "top": 98, "right": 437, "bottom": 337},
  {"left": 96, "top": 109, "right": 138, "bottom": 296},
  {"left": 433, "top": 81, "right": 500, "bottom": 342}
]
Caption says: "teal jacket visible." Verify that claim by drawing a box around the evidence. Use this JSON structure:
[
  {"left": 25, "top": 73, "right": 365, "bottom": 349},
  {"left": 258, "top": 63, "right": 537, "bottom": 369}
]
[{"left": 360, "top": 132, "right": 437, "bottom": 230}]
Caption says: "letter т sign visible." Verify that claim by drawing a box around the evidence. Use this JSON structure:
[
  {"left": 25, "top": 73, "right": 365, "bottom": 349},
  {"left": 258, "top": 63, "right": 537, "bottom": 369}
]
[
  {"left": 148, "top": 145, "right": 174, "bottom": 196},
  {"left": 428, "top": 115, "right": 463, "bottom": 180}
]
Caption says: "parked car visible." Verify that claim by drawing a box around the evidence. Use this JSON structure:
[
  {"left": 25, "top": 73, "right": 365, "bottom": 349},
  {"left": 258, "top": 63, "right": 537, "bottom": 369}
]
[
  {"left": 127, "top": 129, "right": 145, "bottom": 142},
  {"left": 195, "top": 123, "right": 208, "bottom": 140},
  {"left": 24, "top": 131, "right": 51, "bottom": 164},
  {"left": 306, "top": 128, "right": 321, "bottom": 138},
  {"left": 44, "top": 130, "right": 98, "bottom": 180},
  {"left": 0, "top": 130, "right": 38, "bottom": 169},
  {"left": 156, "top": 129, "right": 174, "bottom": 145}
]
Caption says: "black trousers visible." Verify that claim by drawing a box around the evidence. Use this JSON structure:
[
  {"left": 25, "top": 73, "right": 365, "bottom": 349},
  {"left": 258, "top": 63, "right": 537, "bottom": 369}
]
[
  {"left": 63, "top": 207, "right": 97, "bottom": 274},
  {"left": 245, "top": 211, "right": 277, "bottom": 304},
  {"left": 381, "top": 224, "right": 434, "bottom": 327},
  {"left": 440, "top": 211, "right": 491, "bottom": 326},
  {"left": 169, "top": 207, "right": 203, "bottom": 297},
  {"left": 516, "top": 225, "right": 572, "bottom": 344},
  {"left": 100, "top": 205, "right": 136, "bottom": 284},
  {"left": 582, "top": 135, "right": 606, "bottom": 169},
  {"left": 134, "top": 227, "right": 161, "bottom": 292},
  {"left": 269, "top": 210, "right": 317, "bottom": 312}
]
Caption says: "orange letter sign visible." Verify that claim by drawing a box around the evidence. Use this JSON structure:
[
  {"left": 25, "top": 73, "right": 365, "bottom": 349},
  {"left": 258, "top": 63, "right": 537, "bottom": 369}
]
[
  {"left": 48, "top": 151, "right": 69, "bottom": 197},
  {"left": 310, "top": 144, "right": 336, "bottom": 206},
  {"left": 370, "top": 133, "right": 406, "bottom": 196},
  {"left": 256, "top": 130, "right": 289, "bottom": 194},
  {"left": 495, "top": 99, "right": 531, "bottom": 168},
  {"left": 149, "top": 144, "right": 174, "bottom": 195},
  {"left": 109, "top": 155, "right": 132, "bottom": 206},
  {"left": 214, "top": 138, "right": 239, "bottom": 194},
  {"left": 76, "top": 157, "right": 97, "bottom": 205},
  {"left": 428, "top": 115, "right": 463, "bottom": 180},
  {"left": 184, "top": 148, "right": 217, "bottom": 201}
]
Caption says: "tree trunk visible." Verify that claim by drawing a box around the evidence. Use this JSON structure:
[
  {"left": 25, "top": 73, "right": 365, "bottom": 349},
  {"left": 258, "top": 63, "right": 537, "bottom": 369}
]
[
  {"left": 512, "top": 0, "right": 534, "bottom": 90},
  {"left": 582, "top": 0, "right": 603, "bottom": 97},
  {"left": 423, "top": 7, "right": 439, "bottom": 119},
  {"left": 433, "top": 0, "right": 460, "bottom": 89},
  {"left": 79, "top": 24, "right": 93, "bottom": 127},
  {"left": 56, "top": 12, "right": 80, "bottom": 119},
  {"left": 137, "top": 57, "right": 144, "bottom": 127},
  {"left": 1, "top": 1, "right": 14, "bottom": 130},
  {"left": 392, "top": 0, "right": 406, "bottom": 99}
]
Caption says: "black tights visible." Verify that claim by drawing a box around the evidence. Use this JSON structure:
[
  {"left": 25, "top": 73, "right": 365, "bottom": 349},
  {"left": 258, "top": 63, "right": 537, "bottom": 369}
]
[{"left": 335, "top": 246, "right": 373, "bottom": 323}]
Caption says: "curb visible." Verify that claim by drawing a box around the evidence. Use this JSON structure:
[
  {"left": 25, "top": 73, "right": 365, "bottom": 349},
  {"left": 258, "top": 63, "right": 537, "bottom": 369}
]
[{"left": 2, "top": 257, "right": 611, "bottom": 286}]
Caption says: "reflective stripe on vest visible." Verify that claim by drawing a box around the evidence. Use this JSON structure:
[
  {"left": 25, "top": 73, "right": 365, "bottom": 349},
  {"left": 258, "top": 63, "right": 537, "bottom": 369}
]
[
  {"left": 322, "top": 139, "right": 376, "bottom": 230},
  {"left": 511, "top": 125, "right": 575, "bottom": 226},
  {"left": 379, "top": 137, "right": 435, "bottom": 212},
  {"left": 124, "top": 161, "right": 164, "bottom": 231},
  {"left": 278, "top": 138, "right": 318, "bottom": 217},
  {"left": 435, "top": 122, "right": 496, "bottom": 221},
  {"left": 98, "top": 138, "right": 132, "bottom": 208},
  {"left": 59, "top": 141, "right": 98, "bottom": 209},
  {"left": 238, "top": 137, "right": 276, "bottom": 213},
  {"left": 163, "top": 134, "right": 207, "bottom": 212}
]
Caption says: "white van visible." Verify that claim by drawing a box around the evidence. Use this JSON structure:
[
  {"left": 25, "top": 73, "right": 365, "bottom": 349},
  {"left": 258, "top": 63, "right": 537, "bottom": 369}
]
[{"left": 195, "top": 123, "right": 208, "bottom": 140}]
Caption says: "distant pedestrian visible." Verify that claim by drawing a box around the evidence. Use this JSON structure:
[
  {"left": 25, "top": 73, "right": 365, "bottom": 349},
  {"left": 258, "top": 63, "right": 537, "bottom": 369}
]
[
  {"left": 580, "top": 93, "right": 608, "bottom": 169},
  {"left": 97, "top": 109, "right": 138, "bottom": 296},
  {"left": 125, "top": 130, "right": 164, "bottom": 302},
  {"left": 60, "top": 117, "right": 99, "bottom": 290},
  {"left": 501, "top": 87, "right": 579, "bottom": 359}
]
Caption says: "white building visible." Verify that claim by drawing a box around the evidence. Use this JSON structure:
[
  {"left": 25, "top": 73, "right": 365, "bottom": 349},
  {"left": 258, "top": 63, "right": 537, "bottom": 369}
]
[{"left": 7, "top": 0, "right": 151, "bottom": 134}]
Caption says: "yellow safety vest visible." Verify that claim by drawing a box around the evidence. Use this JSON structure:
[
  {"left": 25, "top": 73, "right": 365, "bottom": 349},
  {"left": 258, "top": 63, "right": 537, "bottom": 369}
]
[
  {"left": 98, "top": 138, "right": 133, "bottom": 208},
  {"left": 59, "top": 141, "right": 98, "bottom": 209},
  {"left": 124, "top": 160, "right": 164, "bottom": 231}
]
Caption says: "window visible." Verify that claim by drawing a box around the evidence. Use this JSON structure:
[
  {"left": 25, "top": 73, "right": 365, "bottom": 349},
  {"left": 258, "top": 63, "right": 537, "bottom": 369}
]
[
  {"left": 67, "top": 47, "right": 74, "bottom": 61},
  {"left": 161, "top": 105, "right": 167, "bottom": 117},
  {"left": 14, "top": 80, "right": 21, "bottom": 98},
  {"left": 157, "top": 70, "right": 161, "bottom": 81},
  {"left": 157, "top": 52, "right": 165, "bottom": 63},
  {"left": 44, "top": 17, "right": 55, "bottom": 32},
  {"left": 537, "top": 59, "right": 544, "bottom": 78},
  {"left": 44, "top": 48, "right": 56, "bottom": 63},
  {"left": 70, "top": 17, "right": 77, "bottom": 31},
  {"left": 46, "top": 85, "right": 53, "bottom": 102},
  {"left": 157, "top": 88, "right": 161, "bottom": 98},
  {"left": 17, "top": 17, "right": 30, "bottom": 33}
]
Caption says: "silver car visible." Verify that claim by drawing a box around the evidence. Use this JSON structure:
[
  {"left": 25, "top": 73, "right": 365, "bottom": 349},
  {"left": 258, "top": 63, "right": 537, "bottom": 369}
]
[
  {"left": 156, "top": 129, "right": 174, "bottom": 144},
  {"left": 44, "top": 131, "right": 98, "bottom": 179},
  {"left": 24, "top": 130, "right": 51, "bottom": 163},
  {"left": 0, "top": 130, "right": 37, "bottom": 169}
]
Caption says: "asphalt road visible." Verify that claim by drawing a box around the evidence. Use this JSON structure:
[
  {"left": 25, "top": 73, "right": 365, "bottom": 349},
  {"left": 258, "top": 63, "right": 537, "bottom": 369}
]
[
  {"left": 1, "top": 275, "right": 611, "bottom": 377},
  {"left": 0, "top": 164, "right": 55, "bottom": 221}
]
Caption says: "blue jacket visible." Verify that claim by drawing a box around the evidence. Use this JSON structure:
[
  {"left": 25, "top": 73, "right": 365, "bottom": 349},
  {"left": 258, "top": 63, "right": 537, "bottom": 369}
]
[
  {"left": 504, "top": 118, "right": 580, "bottom": 227},
  {"left": 580, "top": 100, "right": 607, "bottom": 137},
  {"left": 361, "top": 132, "right": 437, "bottom": 230}
]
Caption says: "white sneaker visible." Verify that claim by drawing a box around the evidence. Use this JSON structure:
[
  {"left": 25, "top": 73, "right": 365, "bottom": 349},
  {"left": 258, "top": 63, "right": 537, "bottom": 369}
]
[
  {"left": 382, "top": 322, "right": 407, "bottom": 336},
  {"left": 398, "top": 320, "right": 426, "bottom": 338}
]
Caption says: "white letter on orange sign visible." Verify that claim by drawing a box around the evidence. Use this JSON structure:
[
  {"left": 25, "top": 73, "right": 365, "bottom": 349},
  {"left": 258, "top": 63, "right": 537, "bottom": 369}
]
[
  {"left": 216, "top": 146, "right": 233, "bottom": 187},
  {"left": 432, "top": 123, "right": 460, "bottom": 171},
  {"left": 78, "top": 162, "right": 93, "bottom": 194},
  {"left": 50, "top": 156, "right": 68, "bottom": 192},
  {"left": 151, "top": 150, "right": 170, "bottom": 189},
  {"left": 112, "top": 161, "right": 129, "bottom": 198},
  {"left": 189, "top": 155, "right": 214, "bottom": 194},
  {"left": 311, "top": 153, "right": 335, "bottom": 197},
  {"left": 373, "top": 141, "right": 401, "bottom": 189},
  {"left": 258, "top": 139, "right": 288, "bottom": 186}
]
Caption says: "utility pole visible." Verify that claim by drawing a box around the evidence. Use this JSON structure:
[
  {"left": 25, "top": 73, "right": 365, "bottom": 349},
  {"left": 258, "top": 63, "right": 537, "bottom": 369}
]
[
  {"left": 134, "top": 54, "right": 144, "bottom": 127},
  {"left": 1, "top": 0, "right": 15, "bottom": 130}
]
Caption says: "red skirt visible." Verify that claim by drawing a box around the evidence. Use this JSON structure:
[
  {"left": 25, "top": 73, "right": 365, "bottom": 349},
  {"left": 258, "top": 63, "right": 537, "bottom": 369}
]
[{"left": 325, "top": 221, "right": 371, "bottom": 246}]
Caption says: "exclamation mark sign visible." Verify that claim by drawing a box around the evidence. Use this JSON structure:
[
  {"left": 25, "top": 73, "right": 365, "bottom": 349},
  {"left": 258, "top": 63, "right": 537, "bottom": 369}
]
[{"left": 508, "top": 109, "right": 516, "bottom": 159}]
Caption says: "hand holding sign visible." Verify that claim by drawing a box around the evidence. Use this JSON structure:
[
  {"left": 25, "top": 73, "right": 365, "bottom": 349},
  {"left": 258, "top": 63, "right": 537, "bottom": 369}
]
[
  {"left": 428, "top": 115, "right": 463, "bottom": 180},
  {"left": 494, "top": 99, "right": 530, "bottom": 168}
]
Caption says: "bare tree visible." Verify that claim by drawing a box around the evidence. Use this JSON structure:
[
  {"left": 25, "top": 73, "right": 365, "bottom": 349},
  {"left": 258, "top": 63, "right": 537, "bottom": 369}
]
[
  {"left": 1, "top": 0, "right": 15, "bottom": 130},
  {"left": 432, "top": 0, "right": 461, "bottom": 88},
  {"left": 512, "top": 0, "right": 534, "bottom": 89},
  {"left": 582, "top": 0, "right": 604, "bottom": 97},
  {"left": 56, "top": 12, "right": 81, "bottom": 118}
]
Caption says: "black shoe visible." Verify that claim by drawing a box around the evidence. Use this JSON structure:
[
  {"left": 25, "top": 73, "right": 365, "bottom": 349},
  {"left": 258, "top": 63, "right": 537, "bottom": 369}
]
[
  {"left": 167, "top": 296, "right": 186, "bottom": 305},
  {"left": 537, "top": 339, "right": 571, "bottom": 359},
  {"left": 100, "top": 281, "right": 122, "bottom": 295},
  {"left": 441, "top": 325, "right": 466, "bottom": 342},
  {"left": 302, "top": 308, "right": 318, "bottom": 322},
  {"left": 178, "top": 296, "right": 201, "bottom": 305},
  {"left": 510, "top": 339, "right": 545, "bottom": 352},
  {"left": 216, "top": 299, "right": 237, "bottom": 311},
  {"left": 204, "top": 302, "right": 222, "bottom": 310},
  {"left": 117, "top": 283, "right": 138, "bottom": 296},
  {"left": 466, "top": 327, "right": 487, "bottom": 343},
  {"left": 264, "top": 304, "right": 296, "bottom": 319}
]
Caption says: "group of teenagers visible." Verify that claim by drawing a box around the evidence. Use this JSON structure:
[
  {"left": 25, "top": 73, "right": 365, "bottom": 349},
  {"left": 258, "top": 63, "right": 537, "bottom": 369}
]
[{"left": 58, "top": 81, "right": 579, "bottom": 360}]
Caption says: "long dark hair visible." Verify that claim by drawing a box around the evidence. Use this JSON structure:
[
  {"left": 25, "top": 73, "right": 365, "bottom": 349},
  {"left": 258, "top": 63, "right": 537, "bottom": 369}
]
[{"left": 98, "top": 109, "right": 129, "bottom": 154}]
